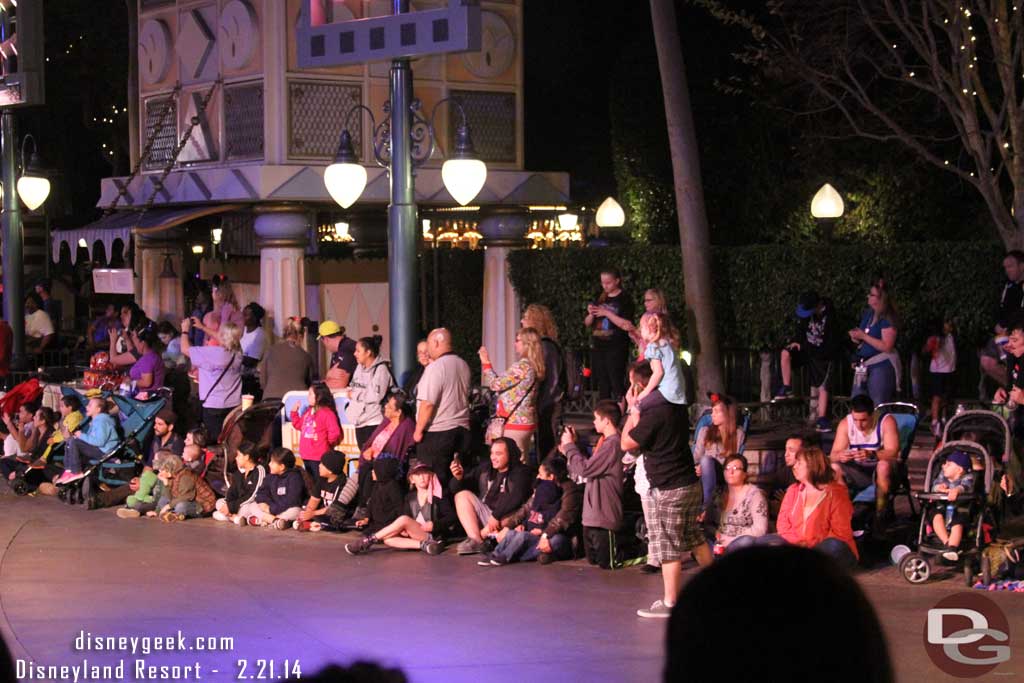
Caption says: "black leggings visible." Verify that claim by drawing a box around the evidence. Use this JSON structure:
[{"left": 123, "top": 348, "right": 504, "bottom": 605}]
[{"left": 591, "top": 346, "right": 629, "bottom": 400}]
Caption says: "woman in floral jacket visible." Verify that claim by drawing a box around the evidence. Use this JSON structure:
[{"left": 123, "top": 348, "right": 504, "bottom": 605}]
[{"left": 479, "top": 327, "right": 546, "bottom": 463}]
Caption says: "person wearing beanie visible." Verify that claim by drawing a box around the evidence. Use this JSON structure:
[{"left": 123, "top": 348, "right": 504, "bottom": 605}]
[
  {"left": 479, "top": 454, "right": 582, "bottom": 566},
  {"left": 930, "top": 449, "right": 977, "bottom": 562},
  {"left": 294, "top": 449, "right": 349, "bottom": 531}
]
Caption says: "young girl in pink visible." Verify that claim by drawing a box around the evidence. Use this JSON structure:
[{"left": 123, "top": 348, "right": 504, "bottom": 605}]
[{"left": 289, "top": 381, "right": 342, "bottom": 481}]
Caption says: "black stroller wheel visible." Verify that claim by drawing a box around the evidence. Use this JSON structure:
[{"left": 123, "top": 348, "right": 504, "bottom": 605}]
[
  {"left": 900, "top": 552, "right": 931, "bottom": 584},
  {"left": 964, "top": 560, "right": 976, "bottom": 587}
]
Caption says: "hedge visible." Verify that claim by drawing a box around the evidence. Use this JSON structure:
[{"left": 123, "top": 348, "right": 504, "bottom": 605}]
[{"left": 505, "top": 242, "right": 1005, "bottom": 354}]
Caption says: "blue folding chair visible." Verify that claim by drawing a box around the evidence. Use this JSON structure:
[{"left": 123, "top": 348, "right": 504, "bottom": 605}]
[{"left": 851, "top": 401, "right": 920, "bottom": 515}]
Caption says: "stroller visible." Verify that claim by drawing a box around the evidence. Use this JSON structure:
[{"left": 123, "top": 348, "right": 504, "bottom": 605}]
[
  {"left": 55, "top": 387, "right": 168, "bottom": 504},
  {"left": 897, "top": 410, "right": 1006, "bottom": 585}
]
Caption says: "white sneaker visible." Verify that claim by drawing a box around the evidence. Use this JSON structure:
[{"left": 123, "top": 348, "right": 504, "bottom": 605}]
[{"left": 212, "top": 510, "right": 229, "bottom": 522}]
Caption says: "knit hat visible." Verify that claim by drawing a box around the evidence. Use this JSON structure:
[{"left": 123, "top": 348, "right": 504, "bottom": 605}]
[
  {"left": 320, "top": 450, "right": 346, "bottom": 476},
  {"left": 796, "top": 291, "right": 820, "bottom": 319},
  {"left": 946, "top": 450, "right": 971, "bottom": 471}
]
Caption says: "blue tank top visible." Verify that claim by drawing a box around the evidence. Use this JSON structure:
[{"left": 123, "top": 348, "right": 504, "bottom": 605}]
[{"left": 856, "top": 309, "right": 893, "bottom": 360}]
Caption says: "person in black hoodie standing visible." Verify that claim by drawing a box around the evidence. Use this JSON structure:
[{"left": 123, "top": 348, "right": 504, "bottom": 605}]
[{"left": 450, "top": 438, "right": 534, "bottom": 555}]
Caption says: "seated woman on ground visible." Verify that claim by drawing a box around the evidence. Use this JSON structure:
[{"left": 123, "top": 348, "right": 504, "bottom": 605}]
[
  {"left": 693, "top": 394, "right": 745, "bottom": 512},
  {"left": 345, "top": 459, "right": 455, "bottom": 555},
  {"left": 733, "top": 446, "right": 858, "bottom": 570},
  {"left": 251, "top": 448, "right": 307, "bottom": 529},
  {"left": 351, "top": 455, "right": 406, "bottom": 534},
  {"left": 703, "top": 454, "right": 768, "bottom": 554}
]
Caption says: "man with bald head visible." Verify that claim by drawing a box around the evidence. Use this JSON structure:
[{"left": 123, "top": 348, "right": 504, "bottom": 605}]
[{"left": 414, "top": 328, "right": 471, "bottom": 487}]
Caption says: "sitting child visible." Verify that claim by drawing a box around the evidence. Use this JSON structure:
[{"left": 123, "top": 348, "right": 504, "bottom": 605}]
[
  {"left": 479, "top": 456, "right": 571, "bottom": 566},
  {"left": 251, "top": 448, "right": 306, "bottom": 529},
  {"left": 358, "top": 455, "right": 405, "bottom": 535},
  {"left": 931, "top": 450, "right": 976, "bottom": 561},
  {"left": 116, "top": 449, "right": 172, "bottom": 518},
  {"left": 212, "top": 441, "right": 266, "bottom": 525},
  {"left": 295, "top": 450, "right": 349, "bottom": 531},
  {"left": 345, "top": 460, "right": 456, "bottom": 555},
  {"left": 156, "top": 453, "right": 217, "bottom": 522},
  {"left": 182, "top": 444, "right": 205, "bottom": 474}
]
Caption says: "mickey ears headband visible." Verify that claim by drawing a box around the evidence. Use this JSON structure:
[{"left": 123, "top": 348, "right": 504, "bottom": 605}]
[{"left": 706, "top": 392, "right": 734, "bottom": 405}]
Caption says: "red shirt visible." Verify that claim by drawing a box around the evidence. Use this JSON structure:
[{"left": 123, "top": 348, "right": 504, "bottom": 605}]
[
  {"left": 289, "top": 405, "right": 342, "bottom": 463},
  {"left": 777, "top": 481, "right": 858, "bottom": 559}
]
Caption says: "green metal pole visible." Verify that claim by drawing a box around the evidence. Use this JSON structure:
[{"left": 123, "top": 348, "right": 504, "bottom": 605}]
[
  {"left": 387, "top": 0, "right": 417, "bottom": 383},
  {"left": 1, "top": 13, "right": 23, "bottom": 371}
]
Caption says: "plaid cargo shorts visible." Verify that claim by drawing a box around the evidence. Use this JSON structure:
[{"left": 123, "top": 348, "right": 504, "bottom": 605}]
[{"left": 641, "top": 481, "right": 704, "bottom": 564}]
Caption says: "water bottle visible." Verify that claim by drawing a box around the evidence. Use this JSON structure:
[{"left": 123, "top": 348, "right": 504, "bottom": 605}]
[{"left": 945, "top": 503, "right": 955, "bottom": 527}]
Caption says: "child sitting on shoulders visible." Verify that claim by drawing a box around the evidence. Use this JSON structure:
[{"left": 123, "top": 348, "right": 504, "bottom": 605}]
[
  {"left": 156, "top": 453, "right": 217, "bottom": 522},
  {"left": 345, "top": 460, "right": 455, "bottom": 555},
  {"left": 636, "top": 312, "right": 687, "bottom": 409},
  {"left": 251, "top": 448, "right": 307, "bottom": 529},
  {"left": 931, "top": 450, "right": 976, "bottom": 562},
  {"left": 212, "top": 441, "right": 266, "bottom": 526}
]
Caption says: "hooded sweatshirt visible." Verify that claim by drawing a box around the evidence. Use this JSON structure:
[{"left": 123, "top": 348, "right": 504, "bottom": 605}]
[
  {"left": 290, "top": 405, "right": 341, "bottom": 463},
  {"left": 525, "top": 480, "right": 563, "bottom": 532},
  {"left": 563, "top": 436, "right": 624, "bottom": 531},
  {"left": 345, "top": 357, "right": 394, "bottom": 428},
  {"left": 366, "top": 456, "right": 405, "bottom": 533},
  {"left": 256, "top": 467, "right": 306, "bottom": 515},
  {"left": 224, "top": 464, "right": 266, "bottom": 514}
]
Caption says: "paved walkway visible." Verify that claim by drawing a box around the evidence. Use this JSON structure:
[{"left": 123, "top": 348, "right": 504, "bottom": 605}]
[{"left": 1, "top": 488, "right": 1023, "bottom": 682}]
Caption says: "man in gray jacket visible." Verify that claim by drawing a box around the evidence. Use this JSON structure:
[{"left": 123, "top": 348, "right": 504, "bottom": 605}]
[{"left": 560, "top": 399, "right": 624, "bottom": 568}]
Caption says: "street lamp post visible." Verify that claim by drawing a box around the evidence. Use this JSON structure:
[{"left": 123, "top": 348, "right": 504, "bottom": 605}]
[{"left": 300, "top": 0, "right": 481, "bottom": 383}]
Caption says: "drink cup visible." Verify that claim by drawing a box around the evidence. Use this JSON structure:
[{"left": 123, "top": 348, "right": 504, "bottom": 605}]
[{"left": 241, "top": 394, "right": 254, "bottom": 411}]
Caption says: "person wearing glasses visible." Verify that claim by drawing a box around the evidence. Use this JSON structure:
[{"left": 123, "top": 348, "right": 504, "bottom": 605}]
[{"left": 703, "top": 454, "right": 768, "bottom": 554}]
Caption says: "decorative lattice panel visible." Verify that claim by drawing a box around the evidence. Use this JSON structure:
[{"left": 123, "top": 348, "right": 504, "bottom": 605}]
[
  {"left": 225, "top": 82, "right": 264, "bottom": 160},
  {"left": 143, "top": 95, "right": 178, "bottom": 171},
  {"left": 288, "top": 80, "right": 362, "bottom": 159},
  {"left": 448, "top": 89, "right": 516, "bottom": 164},
  {"left": 221, "top": 212, "right": 258, "bottom": 257}
]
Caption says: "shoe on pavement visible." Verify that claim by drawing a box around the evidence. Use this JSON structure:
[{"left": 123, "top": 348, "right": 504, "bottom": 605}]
[
  {"left": 538, "top": 552, "right": 554, "bottom": 565},
  {"left": 640, "top": 564, "right": 661, "bottom": 574},
  {"left": 116, "top": 508, "right": 141, "bottom": 519},
  {"left": 421, "top": 539, "right": 443, "bottom": 555},
  {"left": 273, "top": 518, "right": 290, "bottom": 530},
  {"left": 212, "top": 510, "right": 229, "bottom": 522},
  {"left": 233, "top": 515, "right": 248, "bottom": 526},
  {"left": 160, "top": 511, "right": 184, "bottom": 523},
  {"left": 457, "top": 538, "right": 486, "bottom": 555},
  {"left": 637, "top": 600, "right": 674, "bottom": 619},
  {"left": 293, "top": 520, "right": 313, "bottom": 532},
  {"left": 345, "top": 536, "right": 376, "bottom": 555},
  {"left": 477, "top": 555, "right": 496, "bottom": 567},
  {"left": 247, "top": 515, "right": 263, "bottom": 527}
]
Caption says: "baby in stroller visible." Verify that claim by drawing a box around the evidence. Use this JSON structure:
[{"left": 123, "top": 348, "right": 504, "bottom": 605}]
[{"left": 929, "top": 450, "right": 976, "bottom": 562}]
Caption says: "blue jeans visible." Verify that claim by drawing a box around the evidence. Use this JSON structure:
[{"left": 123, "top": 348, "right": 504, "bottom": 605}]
[
  {"left": 733, "top": 533, "right": 857, "bottom": 570},
  {"left": 852, "top": 359, "right": 895, "bottom": 406},
  {"left": 64, "top": 439, "right": 105, "bottom": 474},
  {"left": 493, "top": 529, "right": 571, "bottom": 563},
  {"left": 156, "top": 497, "right": 200, "bottom": 518},
  {"left": 699, "top": 456, "right": 721, "bottom": 511}
]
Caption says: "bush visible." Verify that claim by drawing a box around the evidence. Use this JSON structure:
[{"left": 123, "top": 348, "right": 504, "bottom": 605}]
[{"left": 507, "top": 242, "right": 1004, "bottom": 354}]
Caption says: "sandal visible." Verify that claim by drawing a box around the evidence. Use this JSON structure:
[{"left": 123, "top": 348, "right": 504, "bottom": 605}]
[{"left": 160, "top": 511, "right": 184, "bottom": 523}]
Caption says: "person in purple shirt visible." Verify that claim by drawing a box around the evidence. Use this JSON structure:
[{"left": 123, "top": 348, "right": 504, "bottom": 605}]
[
  {"left": 129, "top": 323, "right": 166, "bottom": 397},
  {"left": 180, "top": 319, "right": 242, "bottom": 442}
]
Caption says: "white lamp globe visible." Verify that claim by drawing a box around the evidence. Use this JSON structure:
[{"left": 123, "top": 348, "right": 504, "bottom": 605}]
[
  {"left": 810, "top": 183, "right": 844, "bottom": 219},
  {"left": 595, "top": 196, "right": 625, "bottom": 227},
  {"left": 324, "top": 161, "right": 367, "bottom": 210},
  {"left": 17, "top": 175, "right": 50, "bottom": 211},
  {"left": 442, "top": 158, "right": 487, "bottom": 206}
]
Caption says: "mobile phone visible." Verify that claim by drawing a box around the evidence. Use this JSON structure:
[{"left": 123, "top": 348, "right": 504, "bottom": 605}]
[{"left": 452, "top": 453, "right": 461, "bottom": 467}]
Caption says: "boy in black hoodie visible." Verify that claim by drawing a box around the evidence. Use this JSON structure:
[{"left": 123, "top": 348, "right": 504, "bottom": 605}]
[
  {"left": 253, "top": 448, "right": 307, "bottom": 529},
  {"left": 449, "top": 437, "right": 535, "bottom": 555},
  {"left": 212, "top": 441, "right": 266, "bottom": 526}
]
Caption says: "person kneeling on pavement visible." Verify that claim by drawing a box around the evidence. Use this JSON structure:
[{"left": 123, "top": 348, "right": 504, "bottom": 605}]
[{"left": 450, "top": 437, "right": 534, "bottom": 555}]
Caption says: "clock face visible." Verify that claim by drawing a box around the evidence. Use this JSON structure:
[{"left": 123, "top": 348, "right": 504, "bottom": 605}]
[
  {"left": 462, "top": 10, "right": 515, "bottom": 80},
  {"left": 140, "top": 19, "right": 173, "bottom": 85},
  {"left": 219, "top": 0, "right": 259, "bottom": 71}
]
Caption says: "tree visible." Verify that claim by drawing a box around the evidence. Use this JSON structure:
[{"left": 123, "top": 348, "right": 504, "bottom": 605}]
[
  {"left": 696, "top": 0, "right": 1024, "bottom": 249},
  {"left": 649, "top": 0, "right": 725, "bottom": 394}
]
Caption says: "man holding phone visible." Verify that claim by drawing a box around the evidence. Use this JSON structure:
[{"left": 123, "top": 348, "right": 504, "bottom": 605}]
[{"left": 829, "top": 394, "right": 899, "bottom": 520}]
